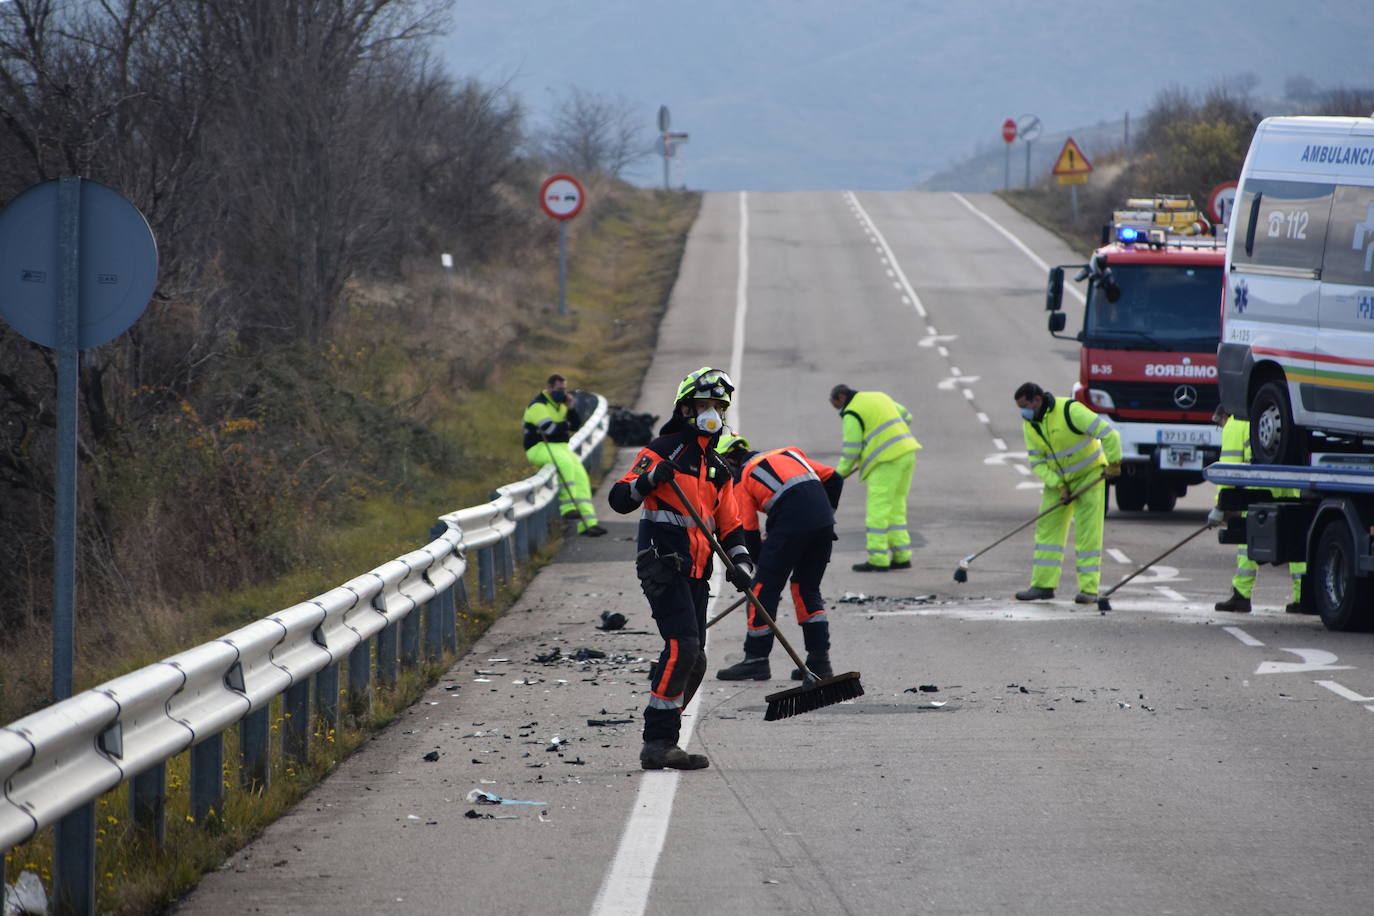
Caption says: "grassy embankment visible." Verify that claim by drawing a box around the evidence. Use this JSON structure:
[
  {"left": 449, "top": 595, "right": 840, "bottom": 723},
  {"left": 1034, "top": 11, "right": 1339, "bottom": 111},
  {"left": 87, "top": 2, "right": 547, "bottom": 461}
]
[{"left": 2, "top": 184, "right": 701, "bottom": 915}]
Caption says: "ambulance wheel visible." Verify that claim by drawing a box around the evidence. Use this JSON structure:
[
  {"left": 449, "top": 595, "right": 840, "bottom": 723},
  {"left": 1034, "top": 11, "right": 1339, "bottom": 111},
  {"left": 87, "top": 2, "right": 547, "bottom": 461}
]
[
  {"left": 1250, "top": 381, "right": 1306, "bottom": 466},
  {"left": 1314, "top": 520, "right": 1374, "bottom": 632}
]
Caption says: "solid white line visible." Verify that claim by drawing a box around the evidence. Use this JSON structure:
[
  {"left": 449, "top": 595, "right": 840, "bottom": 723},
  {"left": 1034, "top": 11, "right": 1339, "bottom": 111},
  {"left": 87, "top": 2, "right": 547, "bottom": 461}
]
[
  {"left": 847, "top": 191, "right": 929, "bottom": 318},
  {"left": 592, "top": 194, "right": 751, "bottom": 916},
  {"left": 1224, "top": 626, "right": 1265, "bottom": 647},
  {"left": 951, "top": 193, "right": 1086, "bottom": 305},
  {"left": 1314, "top": 680, "right": 1374, "bottom": 703}
]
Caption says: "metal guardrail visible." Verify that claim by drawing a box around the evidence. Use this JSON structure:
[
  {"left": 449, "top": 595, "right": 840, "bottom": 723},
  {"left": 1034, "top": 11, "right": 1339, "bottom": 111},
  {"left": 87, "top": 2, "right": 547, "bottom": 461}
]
[{"left": 0, "top": 394, "right": 610, "bottom": 912}]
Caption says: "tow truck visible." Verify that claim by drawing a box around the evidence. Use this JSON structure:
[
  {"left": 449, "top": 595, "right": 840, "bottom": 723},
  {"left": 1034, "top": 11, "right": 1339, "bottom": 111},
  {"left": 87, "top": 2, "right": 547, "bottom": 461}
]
[
  {"left": 1204, "top": 458, "right": 1374, "bottom": 630},
  {"left": 1045, "top": 196, "right": 1225, "bottom": 512}
]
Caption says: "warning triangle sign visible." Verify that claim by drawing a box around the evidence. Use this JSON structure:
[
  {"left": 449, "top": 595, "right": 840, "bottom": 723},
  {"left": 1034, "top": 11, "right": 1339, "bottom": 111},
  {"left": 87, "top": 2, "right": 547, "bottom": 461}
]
[{"left": 1052, "top": 138, "right": 1093, "bottom": 176}]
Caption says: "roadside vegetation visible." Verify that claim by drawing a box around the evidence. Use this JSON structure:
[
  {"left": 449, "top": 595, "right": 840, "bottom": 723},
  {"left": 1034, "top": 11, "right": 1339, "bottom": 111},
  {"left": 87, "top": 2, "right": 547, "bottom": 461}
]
[
  {"left": 999, "top": 83, "right": 1374, "bottom": 253},
  {"left": 0, "top": 3, "right": 695, "bottom": 911}
]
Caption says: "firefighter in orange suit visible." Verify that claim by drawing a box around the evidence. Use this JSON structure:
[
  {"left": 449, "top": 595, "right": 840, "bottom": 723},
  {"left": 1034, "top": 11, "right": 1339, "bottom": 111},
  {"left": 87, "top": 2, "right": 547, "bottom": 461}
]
[
  {"left": 608, "top": 368, "right": 753, "bottom": 771},
  {"left": 714, "top": 436, "right": 844, "bottom": 682}
]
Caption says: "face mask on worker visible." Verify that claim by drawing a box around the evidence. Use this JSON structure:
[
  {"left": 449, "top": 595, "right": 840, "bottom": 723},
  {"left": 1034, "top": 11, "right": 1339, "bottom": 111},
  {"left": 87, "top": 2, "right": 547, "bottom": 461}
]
[
  {"left": 549, "top": 389, "right": 566, "bottom": 403},
  {"left": 1019, "top": 406, "right": 1035, "bottom": 421},
  {"left": 695, "top": 407, "right": 724, "bottom": 434}
]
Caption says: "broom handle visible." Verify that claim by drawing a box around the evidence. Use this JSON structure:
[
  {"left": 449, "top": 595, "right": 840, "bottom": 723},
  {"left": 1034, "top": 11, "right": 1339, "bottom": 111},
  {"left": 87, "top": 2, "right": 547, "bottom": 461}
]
[
  {"left": 706, "top": 595, "right": 748, "bottom": 629},
  {"left": 665, "top": 476, "right": 812, "bottom": 676},
  {"left": 969, "top": 470, "right": 1106, "bottom": 561},
  {"left": 539, "top": 429, "right": 584, "bottom": 523},
  {"left": 1100, "top": 523, "right": 1210, "bottom": 599}
]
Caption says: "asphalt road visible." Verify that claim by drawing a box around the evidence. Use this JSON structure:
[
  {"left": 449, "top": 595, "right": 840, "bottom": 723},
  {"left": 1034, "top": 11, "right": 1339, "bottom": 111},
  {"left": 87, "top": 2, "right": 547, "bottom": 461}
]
[{"left": 176, "top": 192, "right": 1374, "bottom": 916}]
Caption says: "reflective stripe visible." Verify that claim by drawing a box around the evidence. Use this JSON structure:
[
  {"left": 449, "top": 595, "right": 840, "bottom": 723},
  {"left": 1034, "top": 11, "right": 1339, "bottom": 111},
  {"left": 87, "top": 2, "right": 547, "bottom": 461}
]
[
  {"left": 762, "top": 473, "right": 819, "bottom": 510},
  {"left": 1077, "top": 550, "right": 1101, "bottom": 559},
  {"left": 863, "top": 417, "right": 903, "bottom": 447},
  {"left": 1086, "top": 417, "right": 1108, "bottom": 438},
  {"left": 1034, "top": 543, "right": 1064, "bottom": 554},
  {"left": 1060, "top": 446, "right": 1104, "bottom": 475},
  {"left": 859, "top": 431, "right": 916, "bottom": 474},
  {"left": 641, "top": 508, "right": 717, "bottom": 531},
  {"left": 647, "top": 694, "right": 683, "bottom": 710},
  {"left": 1032, "top": 558, "right": 1061, "bottom": 567}
]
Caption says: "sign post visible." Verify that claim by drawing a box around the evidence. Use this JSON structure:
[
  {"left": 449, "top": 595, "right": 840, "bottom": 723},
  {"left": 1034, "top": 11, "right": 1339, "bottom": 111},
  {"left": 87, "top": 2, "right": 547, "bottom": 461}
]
[
  {"left": 1051, "top": 137, "right": 1093, "bottom": 221},
  {"left": 0, "top": 176, "right": 157, "bottom": 916},
  {"left": 1207, "top": 181, "right": 1239, "bottom": 229},
  {"left": 539, "top": 173, "right": 586, "bottom": 316},
  {"left": 1017, "top": 114, "right": 1042, "bottom": 190},
  {"left": 1001, "top": 118, "right": 1018, "bottom": 190}
]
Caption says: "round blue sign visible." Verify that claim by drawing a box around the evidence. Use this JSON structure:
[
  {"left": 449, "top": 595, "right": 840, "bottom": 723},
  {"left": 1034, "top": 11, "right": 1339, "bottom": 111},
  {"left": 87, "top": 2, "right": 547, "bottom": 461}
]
[{"left": 0, "top": 178, "right": 157, "bottom": 349}]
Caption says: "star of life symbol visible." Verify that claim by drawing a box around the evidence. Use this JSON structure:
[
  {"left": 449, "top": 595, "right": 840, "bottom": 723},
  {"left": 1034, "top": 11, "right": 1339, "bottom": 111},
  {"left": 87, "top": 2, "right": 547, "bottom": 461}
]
[{"left": 1233, "top": 280, "right": 1248, "bottom": 313}]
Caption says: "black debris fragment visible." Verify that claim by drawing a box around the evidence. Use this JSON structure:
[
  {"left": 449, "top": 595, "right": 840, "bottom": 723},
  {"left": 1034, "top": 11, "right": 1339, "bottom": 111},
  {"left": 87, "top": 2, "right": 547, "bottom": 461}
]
[
  {"left": 587, "top": 718, "right": 635, "bottom": 726},
  {"left": 598, "top": 611, "right": 628, "bottom": 631},
  {"left": 422, "top": 751, "right": 440, "bottom": 762},
  {"left": 533, "top": 648, "right": 562, "bottom": 664},
  {"left": 572, "top": 647, "right": 607, "bottom": 660}
]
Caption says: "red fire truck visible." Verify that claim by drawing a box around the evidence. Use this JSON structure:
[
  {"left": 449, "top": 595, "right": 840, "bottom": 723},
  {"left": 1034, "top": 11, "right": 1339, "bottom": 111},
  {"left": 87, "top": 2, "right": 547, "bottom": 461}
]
[{"left": 1045, "top": 197, "right": 1226, "bottom": 512}]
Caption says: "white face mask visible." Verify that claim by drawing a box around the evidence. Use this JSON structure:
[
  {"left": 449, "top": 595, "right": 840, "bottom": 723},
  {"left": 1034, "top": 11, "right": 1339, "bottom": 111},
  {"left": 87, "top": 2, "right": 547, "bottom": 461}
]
[{"left": 695, "top": 408, "right": 724, "bottom": 434}]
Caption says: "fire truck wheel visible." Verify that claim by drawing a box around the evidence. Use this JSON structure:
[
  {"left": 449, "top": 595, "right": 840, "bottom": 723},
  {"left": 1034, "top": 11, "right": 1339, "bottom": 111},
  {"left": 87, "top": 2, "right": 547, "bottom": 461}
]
[
  {"left": 1313, "top": 520, "right": 1374, "bottom": 632},
  {"left": 1145, "top": 479, "right": 1177, "bottom": 512},
  {"left": 1114, "top": 477, "right": 1146, "bottom": 512}
]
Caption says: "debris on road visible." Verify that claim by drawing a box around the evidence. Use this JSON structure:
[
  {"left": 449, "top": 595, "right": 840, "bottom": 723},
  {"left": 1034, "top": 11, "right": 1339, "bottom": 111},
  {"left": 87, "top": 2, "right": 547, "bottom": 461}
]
[
  {"left": 598, "top": 611, "right": 628, "bottom": 631},
  {"left": 422, "top": 751, "right": 440, "bottom": 762},
  {"left": 466, "top": 788, "right": 548, "bottom": 806}
]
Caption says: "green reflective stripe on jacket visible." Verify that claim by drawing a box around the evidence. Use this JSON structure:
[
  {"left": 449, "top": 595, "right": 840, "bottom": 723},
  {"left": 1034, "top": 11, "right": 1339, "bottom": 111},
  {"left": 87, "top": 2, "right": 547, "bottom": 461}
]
[{"left": 836, "top": 391, "right": 921, "bottom": 480}]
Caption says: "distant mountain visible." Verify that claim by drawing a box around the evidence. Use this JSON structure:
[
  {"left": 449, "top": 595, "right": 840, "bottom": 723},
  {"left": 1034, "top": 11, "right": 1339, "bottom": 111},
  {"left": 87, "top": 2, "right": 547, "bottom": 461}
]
[{"left": 441, "top": 0, "right": 1374, "bottom": 191}]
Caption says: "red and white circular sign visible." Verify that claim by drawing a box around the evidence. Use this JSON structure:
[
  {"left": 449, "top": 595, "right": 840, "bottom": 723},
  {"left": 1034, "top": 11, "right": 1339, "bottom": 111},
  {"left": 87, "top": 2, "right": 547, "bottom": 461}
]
[
  {"left": 1001, "top": 118, "right": 1017, "bottom": 144},
  {"left": 1207, "top": 181, "right": 1238, "bottom": 225},
  {"left": 539, "top": 174, "right": 585, "bottom": 221}
]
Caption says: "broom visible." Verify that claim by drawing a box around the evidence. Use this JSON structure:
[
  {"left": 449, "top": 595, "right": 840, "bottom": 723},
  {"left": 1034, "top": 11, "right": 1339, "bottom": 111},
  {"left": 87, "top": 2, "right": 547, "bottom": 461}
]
[
  {"left": 666, "top": 477, "right": 863, "bottom": 720},
  {"left": 1096, "top": 522, "right": 1210, "bottom": 613},
  {"left": 706, "top": 594, "right": 747, "bottom": 629},
  {"left": 953, "top": 470, "right": 1107, "bottom": 583}
]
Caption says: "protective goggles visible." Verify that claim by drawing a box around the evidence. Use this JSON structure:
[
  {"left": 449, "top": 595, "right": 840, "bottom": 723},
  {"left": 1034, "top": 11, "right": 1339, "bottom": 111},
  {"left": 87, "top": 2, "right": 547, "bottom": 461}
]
[{"left": 688, "top": 370, "right": 735, "bottom": 400}]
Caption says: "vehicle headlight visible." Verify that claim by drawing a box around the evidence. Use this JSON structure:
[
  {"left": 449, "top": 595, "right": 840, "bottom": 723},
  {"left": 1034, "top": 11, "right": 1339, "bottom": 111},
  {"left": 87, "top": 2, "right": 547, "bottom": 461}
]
[{"left": 1087, "top": 388, "right": 1115, "bottom": 410}]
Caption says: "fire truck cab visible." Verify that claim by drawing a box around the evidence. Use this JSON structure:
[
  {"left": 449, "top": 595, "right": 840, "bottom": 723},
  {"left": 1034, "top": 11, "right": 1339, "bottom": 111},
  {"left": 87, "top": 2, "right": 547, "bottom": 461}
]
[{"left": 1045, "top": 197, "right": 1226, "bottom": 512}]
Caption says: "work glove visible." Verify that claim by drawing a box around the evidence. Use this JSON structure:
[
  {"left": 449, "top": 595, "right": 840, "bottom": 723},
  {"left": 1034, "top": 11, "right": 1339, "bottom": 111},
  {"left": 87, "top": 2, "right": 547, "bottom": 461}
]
[
  {"left": 1059, "top": 484, "right": 1072, "bottom": 501},
  {"left": 1104, "top": 462, "right": 1122, "bottom": 479},
  {"left": 537, "top": 418, "right": 557, "bottom": 434},
  {"left": 647, "top": 459, "right": 677, "bottom": 486},
  {"left": 727, "top": 559, "right": 756, "bottom": 593},
  {"left": 1206, "top": 506, "right": 1226, "bottom": 528}
]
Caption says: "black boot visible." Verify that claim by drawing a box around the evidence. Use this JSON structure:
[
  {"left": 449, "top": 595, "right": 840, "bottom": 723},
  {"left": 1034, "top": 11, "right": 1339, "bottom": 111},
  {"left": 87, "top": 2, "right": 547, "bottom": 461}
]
[
  {"left": 640, "top": 741, "right": 709, "bottom": 770},
  {"left": 1214, "top": 589, "right": 1251, "bottom": 613},
  {"left": 792, "top": 655, "right": 834, "bottom": 680},
  {"left": 716, "top": 657, "right": 770, "bottom": 681}
]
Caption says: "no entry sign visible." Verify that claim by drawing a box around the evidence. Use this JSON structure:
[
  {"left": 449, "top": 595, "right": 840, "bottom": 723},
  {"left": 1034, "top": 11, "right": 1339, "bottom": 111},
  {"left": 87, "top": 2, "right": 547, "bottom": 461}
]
[
  {"left": 540, "top": 174, "right": 585, "bottom": 221},
  {"left": 1001, "top": 118, "right": 1017, "bottom": 144}
]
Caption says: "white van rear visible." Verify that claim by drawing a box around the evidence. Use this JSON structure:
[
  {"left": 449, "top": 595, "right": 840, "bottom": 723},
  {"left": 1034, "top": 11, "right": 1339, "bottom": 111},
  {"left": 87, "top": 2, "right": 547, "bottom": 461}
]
[{"left": 1219, "top": 115, "right": 1374, "bottom": 465}]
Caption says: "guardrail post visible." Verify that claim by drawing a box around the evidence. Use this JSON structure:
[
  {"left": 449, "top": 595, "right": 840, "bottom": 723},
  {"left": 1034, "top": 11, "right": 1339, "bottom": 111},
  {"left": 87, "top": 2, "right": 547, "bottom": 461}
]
[
  {"left": 497, "top": 534, "right": 513, "bottom": 583},
  {"left": 347, "top": 641, "right": 371, "bottom": 719},
  {"left": 401, "top": 601, "right": 420, "bottom": 669},
  {"left": 316, "top": 662, "right": 339, "bottom": 732},
  {"left": 283, "top": 680, "right": 310, "bottom": 768},
  {"left": 478, "top": 546, "right": 495, "bottom": 602},
  {"left": 424, "top": 588, "right": 446, "bottom": 662},
  {"left": 377, "top": 616, "right": 398, "bottom": 688},
  {"left": 239, "top": 707, "right": 271, "bottom": 789},
  {"left": 515, "top": 513, "right": 529, "bottom": 562},
  {"left": 191, "top": 733, "right": 225, "bottom": 824},
  {"left": 445, "top": 580, "right": 462, "bottom": 652},
  {"left": 130, "top": 764, "right": 166, "bottom": 845},
  {"left": 54, "top": 801, "right": 95, "bottom": 915}
]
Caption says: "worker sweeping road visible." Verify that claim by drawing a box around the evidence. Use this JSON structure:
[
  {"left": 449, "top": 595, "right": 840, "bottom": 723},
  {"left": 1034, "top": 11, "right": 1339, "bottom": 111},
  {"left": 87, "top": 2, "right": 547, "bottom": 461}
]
[
  {"left": 607, "top": 367, "right": 754, "bottom": 771},
  {"left": 713, "top": 435, "right": 845, "bottom": 682},
  {"left": 1208, "top": 405, "right": 1306, "bottom": 614},
  {"left": 522, "top": 373, "right": 605, "bottom": 536},
  {"left": 1013, "top": 381, "right": 1121, "bottom": 604},
  {"left": 828, "top": 384, "right": 921, "bottom": 571}
]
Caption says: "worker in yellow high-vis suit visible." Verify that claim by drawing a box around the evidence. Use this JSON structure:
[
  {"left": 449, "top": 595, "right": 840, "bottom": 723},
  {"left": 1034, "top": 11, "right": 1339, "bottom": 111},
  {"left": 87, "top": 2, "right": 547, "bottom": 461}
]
[
  {"left": 1013, "top": 381, "right": 1122, "bottom": 603},
  {"left": 523, "top": 373, "right": 606, "bottom": 537},
  {"left": 828, "top": 384, "right": 921, "bottom": 571},
  {"left": 1208, "top": 406, "right": 1306, "bottom": 614}
]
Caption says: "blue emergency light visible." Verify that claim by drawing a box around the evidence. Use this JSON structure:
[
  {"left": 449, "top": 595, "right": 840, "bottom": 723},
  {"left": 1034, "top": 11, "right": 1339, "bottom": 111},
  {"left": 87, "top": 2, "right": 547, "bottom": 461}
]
[{"left": 1118, "top": 226, "right": 1142, "bottom": 243}]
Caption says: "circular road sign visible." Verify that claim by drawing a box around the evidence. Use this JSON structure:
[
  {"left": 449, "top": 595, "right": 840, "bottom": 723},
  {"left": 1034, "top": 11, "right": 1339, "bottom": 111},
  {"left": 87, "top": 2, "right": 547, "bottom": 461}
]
[
  {"left": 1017, "top": 114, "right": 1042, "bottom": 143},
  {"left": 1207, "top": 181, "right": 1239, "bottom": 225},
  {"left": 539, "top": 174, "right": 585, "bottom": 221},
  {"left": 0, "top": 178, "right": 157, "bottom": 349},
  {"left": 1002, "top": 118, "right": 1018, "bottom": 143}
]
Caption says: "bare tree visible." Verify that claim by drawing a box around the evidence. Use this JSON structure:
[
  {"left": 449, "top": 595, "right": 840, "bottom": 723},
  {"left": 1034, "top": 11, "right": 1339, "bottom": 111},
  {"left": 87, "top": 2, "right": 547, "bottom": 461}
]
[{"left": 538, "top": 87, "right": 651, "bottom": 180}]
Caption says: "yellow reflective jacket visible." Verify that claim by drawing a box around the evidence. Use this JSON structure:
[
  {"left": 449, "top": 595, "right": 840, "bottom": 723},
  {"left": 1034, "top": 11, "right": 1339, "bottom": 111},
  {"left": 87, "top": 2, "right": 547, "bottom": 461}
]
[
  {"left": 837, "top": 391, "right": 921, "bottom": 480},
  {"left": 1023, "top": 396, "right": 1121, "bottom": 488}
]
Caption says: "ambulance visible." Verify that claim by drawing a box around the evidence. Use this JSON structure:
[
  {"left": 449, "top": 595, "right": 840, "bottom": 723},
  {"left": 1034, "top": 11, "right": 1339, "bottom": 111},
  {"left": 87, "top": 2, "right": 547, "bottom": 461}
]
[{"left": 1218, "top": 115, "right": 1374, "bottom": 465}]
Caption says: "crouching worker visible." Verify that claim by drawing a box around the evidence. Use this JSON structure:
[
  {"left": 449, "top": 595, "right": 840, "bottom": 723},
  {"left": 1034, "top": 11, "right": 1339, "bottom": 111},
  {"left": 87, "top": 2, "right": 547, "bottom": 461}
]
[
  {"left": 714, "top": 435, "right": 844, "bottom": 682},
  {"left": 608, "top": 368, "right": 754, "bottom": 770}
]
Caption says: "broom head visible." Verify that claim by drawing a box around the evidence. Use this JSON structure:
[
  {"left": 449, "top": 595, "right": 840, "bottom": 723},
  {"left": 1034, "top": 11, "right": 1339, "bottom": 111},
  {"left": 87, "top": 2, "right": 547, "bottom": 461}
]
[
  {"left": 764, "top": 671, "right": 864, "bottom": 721},
  {"left": 1097, "top": 596, "right": 1112, "bottom": 612}
]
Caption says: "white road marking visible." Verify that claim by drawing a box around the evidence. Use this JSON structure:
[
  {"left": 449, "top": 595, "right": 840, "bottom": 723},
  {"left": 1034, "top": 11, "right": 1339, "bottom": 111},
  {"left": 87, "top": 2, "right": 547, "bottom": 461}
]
[
  {"left": 991, "top": 438, "right": 1007, "bottom": 451},
  {"left": 926, "top": 325, "right": 938, "bottom": 335},
  {"left": 1017, "top": 481, "right": 1042, "bottom": 489},
  {"left": 1314, "top": 680, "right": 1374, "bottom": 703},
  {"left": 918, "top": 335, "right": 957, "bottom": 347},
  {"left": 937, "top": 346, "right": 949, "bottom": 357},
  {"left": 1014, "top": 465, "right": 1030, "bottom": 475},
  {"left": 848, "top": 191, "right": 929, "bottom": 318},
  {"left": 1255, "top": 648, "right": 1353, "bottom": 676},
  {"left": 1155, "top": 587, "right": 1186, "bottom": 601},
  {"left": 977, "top": 413, "right": 990, "bottom": 424},
  {"left": 1224, "top": 626, "right": 1265, "bottom": 646},
  {"left": 963, "top": 388, "right": 975, "bottom": 400},
  {"left": 937, "top": 375, "right": 980, "bottom": 390},
  {"left": 950, "top": 366, "right": 962, "bottom": 376},
  {"left": 952, "top": 193, "right": 1086, "bottom": 305},
  {"left": 1107, "top": 548, "right": 1130, "bottom": 564}
]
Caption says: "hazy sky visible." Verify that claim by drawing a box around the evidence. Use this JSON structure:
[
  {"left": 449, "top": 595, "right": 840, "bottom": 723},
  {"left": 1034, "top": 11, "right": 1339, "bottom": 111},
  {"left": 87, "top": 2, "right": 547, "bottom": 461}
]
[{"left": 440, "top": 0, "right": 1374, "bottom": 192}]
